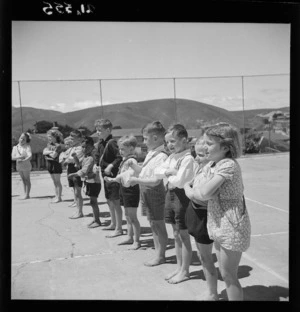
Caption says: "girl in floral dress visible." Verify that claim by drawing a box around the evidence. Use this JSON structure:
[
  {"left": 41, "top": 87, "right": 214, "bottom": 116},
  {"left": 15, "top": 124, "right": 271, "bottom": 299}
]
[{"left": 191, "top": 123, "right": 251, "bottom": 301}]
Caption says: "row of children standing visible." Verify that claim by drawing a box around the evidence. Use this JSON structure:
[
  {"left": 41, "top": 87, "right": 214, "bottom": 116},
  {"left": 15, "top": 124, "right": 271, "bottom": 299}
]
[{"left": 12, "top": 118, "right": 251, "bottom": 301}]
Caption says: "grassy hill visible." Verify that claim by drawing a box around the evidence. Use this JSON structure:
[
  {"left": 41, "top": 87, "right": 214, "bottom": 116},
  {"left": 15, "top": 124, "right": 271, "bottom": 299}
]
[
  {"left": 12, "top": 99, "right": 289, "bottom": 135},
  {"left": 12, "top": 106, "right": 63, "bottom": 137}
]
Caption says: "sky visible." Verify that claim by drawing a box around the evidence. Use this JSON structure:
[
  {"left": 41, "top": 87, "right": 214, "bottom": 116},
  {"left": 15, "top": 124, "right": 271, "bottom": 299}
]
[{"left": 12, "top": 21, "right": 290, "bottom": 112}]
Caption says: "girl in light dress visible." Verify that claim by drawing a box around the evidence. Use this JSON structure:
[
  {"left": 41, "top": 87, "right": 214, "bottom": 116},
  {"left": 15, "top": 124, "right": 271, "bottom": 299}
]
[
  {"left": 185, "top": 123, "right": 251, "bottom": 301},
  {"left": 11, "top": 132, "right": 32, "bottom": 199}
]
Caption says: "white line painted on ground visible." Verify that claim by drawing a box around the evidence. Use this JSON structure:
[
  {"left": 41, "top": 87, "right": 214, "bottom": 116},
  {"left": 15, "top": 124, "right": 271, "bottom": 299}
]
[
  {"left": 245, "top": 197, "right": 288, "bottom": 213},
  {"left": 242, "top": 252, "right": 289, "bottom": 285},
  {"left": 251, "top": 231, "right": 288, "bottom": 237}
]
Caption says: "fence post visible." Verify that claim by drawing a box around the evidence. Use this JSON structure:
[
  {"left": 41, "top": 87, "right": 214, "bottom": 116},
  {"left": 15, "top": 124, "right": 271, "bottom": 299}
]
[
  {"left": 99, "top": 79, "right": 104, "bottom": 118},
  {"left": 173, "top": 78, "right": 177, "bottom": 123},
  {"left": 18, "top": 81, "right": 24, "bottom": 132},
  {"left": 241, "top": 76, "right": 246, "bottom": 154}
]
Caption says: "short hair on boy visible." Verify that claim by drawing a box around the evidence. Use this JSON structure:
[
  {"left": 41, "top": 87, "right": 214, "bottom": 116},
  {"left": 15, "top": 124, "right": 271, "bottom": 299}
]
[
  {"left": 205, "top": 123, "right": 242, "bottom": 159},
  {"left": 142, "top": 121, "right": 166, "bottom": 138},
  {"left": 82, "top": 136, "right": 95, "bottom": 147},
  {"left": 94, "top": 119, "right": 113, "bottom": 130},
  {"left": 167, "top": 123, "right": 188, "bottom": 139},
  {"left": 47, "top": 129, "right": 63, "bottom": 143},
  {"left": 70, "top": 129, "right": 82, "bottom": 138},
  {"left": 118, "top": 135, "right": 137, "bottom": 148}
]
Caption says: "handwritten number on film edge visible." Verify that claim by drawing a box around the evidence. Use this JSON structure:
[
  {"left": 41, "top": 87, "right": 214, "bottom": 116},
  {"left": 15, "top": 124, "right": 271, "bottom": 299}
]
[{"left": 42, "top": 2, "right": 94, "bottom": 15}]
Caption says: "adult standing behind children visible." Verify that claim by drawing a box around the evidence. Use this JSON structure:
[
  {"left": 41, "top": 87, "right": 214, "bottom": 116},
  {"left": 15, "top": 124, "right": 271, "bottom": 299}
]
[
  {"left": 67, "top": 137, "right": 102, "bottom": 228},
  {"left": 184, "top": 137, "right": 218, "bottom": 300},
  {"left": 61, "top": 130, "right": 85, "bottom": 219},
  {"left": 11, "top": 132, "right": 32, "bottom": 199},
  {"left": 93, "top": 119, "right": 123, "bottom": 238},
  {"left": 43, "top": 129, "right": 64, "bottom": 203},
  {"left": 154, "top": 124, "right": 196, "bottom": 284},
  {"left": 191, "top": 123, "right": 251, "bottom": 301},
  {"left": 128, "top": 121, "right": 169, "bottom": 266},
  {"left": 104, "top": 135, "right": 141, "bottom": 249}
]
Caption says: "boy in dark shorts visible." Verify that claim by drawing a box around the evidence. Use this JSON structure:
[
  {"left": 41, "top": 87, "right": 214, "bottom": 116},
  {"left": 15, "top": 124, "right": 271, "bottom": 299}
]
[
  {"left": 104, "top": 135, "right": 141, "bottom": 249},
  {"left": 154, "top": 124, "right": 196, "bottom": 284},
  {"left": 128, "top": 121, "right": 169, "bottom": 266},
  {"left": 68, "top": 137, "right": 102, "bottom": 228},
  {"left": 184, "top": 137, "right": 218, "bottom": 300},
  {"left": 61, "top": 130, "right": 84, "bottom": 219},
  {"left": 94, "top": 119, "right": 123, "bottom": 237}
]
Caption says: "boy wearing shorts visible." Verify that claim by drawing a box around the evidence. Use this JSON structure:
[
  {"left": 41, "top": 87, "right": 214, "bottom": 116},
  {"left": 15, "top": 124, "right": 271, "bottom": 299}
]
[
  {"left": 154, "top": 124, "right": 196, "bottom": 284},
  {"left": 104, "top": 135, "right": 141, "bottom": 249},
  {"left": 128, "top": 121, "right": 169, "bottom": 266},
  {"left": 68, "top": 137, "right": 102, "bottom": 228},
  {"left": 94, "top": 119, "right": 123, "bottom": 238},
  {"left": 62, "top": 130, "right": 85, "bottom": 219}
]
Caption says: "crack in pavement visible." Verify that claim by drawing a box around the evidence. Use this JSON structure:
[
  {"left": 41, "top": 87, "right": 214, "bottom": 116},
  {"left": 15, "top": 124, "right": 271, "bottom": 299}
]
[
  {"left": 34, "top": 202, "right": 75, "bottom": 259},
  {"left": 11, "top": 263, "right": 27, "bottom": 290},
  {"left": 11, "top": 248, "right": 137, "bottom": 267}
]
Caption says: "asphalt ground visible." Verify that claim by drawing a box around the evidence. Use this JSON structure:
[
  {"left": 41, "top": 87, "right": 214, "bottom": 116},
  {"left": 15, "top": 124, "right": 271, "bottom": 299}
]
[{"left": 10, "top": 153, "right": 290, "bottom": 302}]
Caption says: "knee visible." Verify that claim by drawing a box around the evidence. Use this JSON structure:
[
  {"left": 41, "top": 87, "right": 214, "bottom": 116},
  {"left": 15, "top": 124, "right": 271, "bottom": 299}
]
[
  {"left": 150, "top": 221, "right": 158, "bottom": 232},
  {"left": 221, "top": 270, "right": 237, "bottom": 284},
  {"left": 198, "top": 253, "right": 213, "bottom": 267},
  {"left": 173, "top": 229, "right": 180, "bottom": 240}
]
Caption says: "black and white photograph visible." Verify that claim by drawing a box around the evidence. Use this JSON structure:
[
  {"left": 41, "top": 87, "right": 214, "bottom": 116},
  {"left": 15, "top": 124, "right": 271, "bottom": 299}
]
[{"left": 4, "top": 0, "right": 299, "bottom": 305}]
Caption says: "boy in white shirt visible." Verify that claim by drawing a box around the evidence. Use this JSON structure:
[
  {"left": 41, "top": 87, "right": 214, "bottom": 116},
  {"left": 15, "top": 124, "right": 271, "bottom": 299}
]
[
  {"left": 128, "top": 121, "right": 169, "bottom": 266},
  {"left": 154, "top": 124, "right": 196, "bottom": 284}
]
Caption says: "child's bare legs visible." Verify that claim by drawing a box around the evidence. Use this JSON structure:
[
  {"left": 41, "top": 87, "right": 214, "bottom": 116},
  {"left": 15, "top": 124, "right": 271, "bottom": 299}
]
[
  {"left": 19, "top": 171, "right": 31, "bottom": 199},
  {"left": 69, "top": 185, "right": 83, "bottom": 218},
  {"left": 119, "top": 207, "right": 141, "bottom": 249},
  {"left": 214, "top": 241, "right": 243, "bottom": 301},
  {"left": 105, "top": 199, "right": 123, "bottom": 237},
  {"left": 68, "top": 188, "right": 76, "bottom": 207},
  {"left": 196, "top": 241, "right": 218, "bottom": 300},
  {"left": 50, "top": 174, "right": 62, "bottom": 202},
  {"left": 144, "top": 220, "right": 168, "bottom": 266},
  {"left": 87, "top": 196, "right": 101, "bottom": 227},
  {"left": 167, "top": 227, "right": 192, "bottom": 284}
]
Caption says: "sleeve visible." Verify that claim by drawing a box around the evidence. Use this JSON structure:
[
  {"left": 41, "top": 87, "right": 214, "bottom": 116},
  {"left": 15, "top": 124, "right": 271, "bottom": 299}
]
[
  {"left": 215, "top": 159, "right": 235, "bottom": 181},
  {"left": 77, "top": 157, "right": 94, "bottom": 178},
  {"left": 59, "top": 151, "right": 66, "bottom": 163},
  {"left": 11, "top": 146, "right": 17, "bottom": 158},
  {"left": 153, "top": 156, "right": 171, "bottom": 179},
  {"left": 25, "top": 145, "right": 32, "bottom": 159},
  {"left": 43, "top": 144, "right": 51, "bottom": 154},
  {"left": 108, "top": 140, "right": 122, "bottom": 168},
  {"left": 168, "top": 156, "right": 196, "bottom": 188},
  {"left": 119, "top": 169, "right": 136, "bottom": 187},
  {"left": 93, "top": 142, "right": 101, "bottom": 165},
  {"left": 74, "top": 146, "right": 85, "bottom": 163}
]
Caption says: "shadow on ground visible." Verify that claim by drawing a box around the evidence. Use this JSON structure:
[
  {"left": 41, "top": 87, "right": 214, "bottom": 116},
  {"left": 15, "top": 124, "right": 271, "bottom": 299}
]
[
  {"left": 219, "top": 285, "right": 289, "bottom": 301},
  {"left": 189, "top": 264, "right": 253, "bottom": 282},
  {"left": 28, "top": 196, "right": 54, "bottom": 199}
]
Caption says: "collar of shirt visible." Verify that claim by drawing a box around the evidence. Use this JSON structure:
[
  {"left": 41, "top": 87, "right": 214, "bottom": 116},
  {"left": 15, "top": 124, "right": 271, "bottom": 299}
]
[
  {"left": 169, "top": 148, "right": 191, "bottom": 162},
  {"left": 99, "top": 134, "right": 113, "bottom": 146},
  {"left": 146, "top": 144, "right": 165, "bottom": 158}
]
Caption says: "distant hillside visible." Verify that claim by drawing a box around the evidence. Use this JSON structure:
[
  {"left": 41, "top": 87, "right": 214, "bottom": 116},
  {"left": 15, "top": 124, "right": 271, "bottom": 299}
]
[
  {"left": 12, "top": 106, "right": 63, "bottom": 136},
  {"left": 231, "top": 106, "right": 289, "bottom": 130},
  {"left": 12, "top": 99, "right": 290, "bottom": 135}
]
